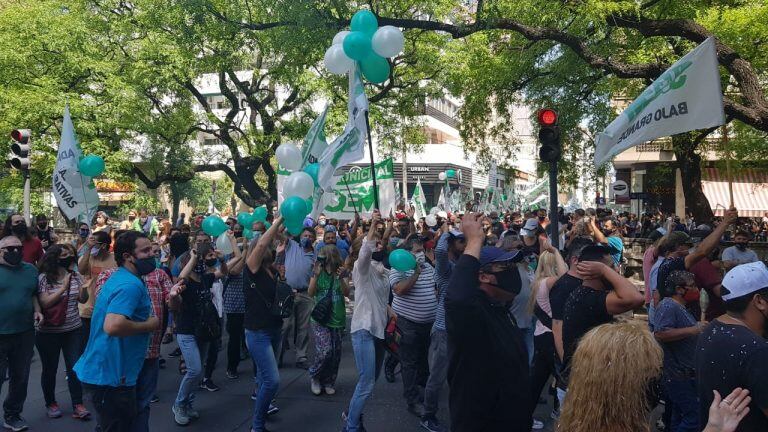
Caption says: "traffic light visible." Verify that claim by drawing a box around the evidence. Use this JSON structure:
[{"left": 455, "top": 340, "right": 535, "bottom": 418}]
[
  {"left": 10, "top": 129, "right": 31, "bottom": 171},
  {"left": 537, "top": 109, "right": 560, "bottom": 163}
]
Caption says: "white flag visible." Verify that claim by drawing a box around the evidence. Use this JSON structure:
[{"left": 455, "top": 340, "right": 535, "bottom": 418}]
[
  {"left": 437, "top": 187, "right": 447, "bottom": 211},
  {"left": 411, "top": 178, "right": 427, "bottom": 220},
  {"left": 52, "top": 104, "right": 99, "bottom": 223},
  {"left": 595, "top": 37, "right": 725, "bottom": 166},
  {"left": 301, "top": 105, "right": 328, "bottom": 168},
  {"left": 317, "top": 64, "right": 369, "bottom": 191}
]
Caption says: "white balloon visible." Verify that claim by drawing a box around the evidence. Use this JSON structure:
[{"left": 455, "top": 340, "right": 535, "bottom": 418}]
[
  {"left": 284, "top": 171, "right": 315, "bottom": 199},
  {"left": 438, "top": 172, "right": 447, "bottom": 181},
  {"left": 425, "top": 214, "right": 437, "bottom": 227},
  {"left": 332, "top": 30, "right": 350, "bottom": 46},
  {"left": 429, "top": 207, "right": 440, "bottom": 215},
  {"left": 215, "top": 234, "right": 234, "bottom": 255},
  {"left": 372, "top": 26, "right": 405, "bottom": 58},
  {"left": 276, "top": 143, "right": 302, "bottom": 171},
  {"left": 324, "top": 44, "right": 354, "bottom": 75}
]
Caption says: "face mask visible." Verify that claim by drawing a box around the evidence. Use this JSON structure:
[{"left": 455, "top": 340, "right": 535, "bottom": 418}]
[
  {"left": 133, "top": 256, "right": 156, "bottom": 276},
  {"left": 317, "top": 255, "right": 327, "bottom": 264},
  {"left": 512, "top": 224, "right": 523, "bottom": 231},
  {"left": 79, "top": 229, "right": 89, "bottom": 238},
  {"left": 154, "top": 257, "right": 161, "bottom": 269},
  {"left": 205, "top": 258, "right": 218, "bottom": 267},
  {"left": 11, "top": 224, "right": 27, "bottom": 237},
  {"left": 736, "top": 243, "right": 748, "bottom": 251},
  {"left": 300, "top": 237, "right": 312, "bottom": 249},
  {"left": 234, "top": 231, "right": 243, "bottom": 238},
  {"left": 58, "top": 256, "right": 74, "bottom": 268},
  {"left": 2, "top": 248, "right": 22, "bottom": 266},
  {"left": 371, "top": 250, "right": 385, "bottom": 262},
  {"left": 37, "top": 223, "right": 47, "bottom": 230},
  {"left": 413, "top": 251, "right": 425, "bottom": 264},
  {"left": 90, "top": 246, "right": 102, "bottom": 256},
  {"left": 683, "top": 287, "right": 700, "bottom": 303},
  {"left": 318, "top": 219, "right": 326, "bottom": 226},
  {"left": 489, "top": 267, "right": 522, "bottom": 295}
]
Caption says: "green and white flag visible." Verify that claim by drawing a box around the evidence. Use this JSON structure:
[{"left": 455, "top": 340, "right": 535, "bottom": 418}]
[
  {"left": 411, "top": 178, "right": 427, "bottom": 220},
  {"left": 301, "top": 105, "right": 328, "bottom": 168},
  {"left": 279, "top": 158, "right": 396, "bottom": 219},
  {"left": 52, "top": 104, "right": 99, "bottom": 224},
  {"left": 595, "top": 37, "right": 725, "bottom": 166},
  {"left": 317, "top": 65, "right": 369, "bottom": 191}
]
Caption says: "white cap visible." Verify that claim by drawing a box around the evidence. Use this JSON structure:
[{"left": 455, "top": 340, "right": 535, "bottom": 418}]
[
  {"left": 520, "top": 218, "right": 539, "bottom": 237},
  {"left": 721, "top": 262, "right": 768, "bottom": 301},
  {"left": 437, "top": 211, "right": 448, "bottom": 219}
]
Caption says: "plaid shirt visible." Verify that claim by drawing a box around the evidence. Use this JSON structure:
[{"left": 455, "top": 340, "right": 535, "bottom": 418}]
[{"left": 93, "top": 267, "right": 170, "bottom": 359}]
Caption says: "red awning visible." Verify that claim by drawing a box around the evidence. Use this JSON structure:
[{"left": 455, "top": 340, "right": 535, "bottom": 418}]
[{"left": 701, "top": 168, "right": 768, "bottom": 217}]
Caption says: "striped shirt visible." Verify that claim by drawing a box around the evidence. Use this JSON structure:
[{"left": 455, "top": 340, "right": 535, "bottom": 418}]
[
  {"left": 389, "top": 263, "right": 437, "bottom": 324},
  {"left": 433, "top": 232, "right": 454, "bottom": 331},
  {"left": 38, "top": 273, "right": 85, "bottom": 333}
]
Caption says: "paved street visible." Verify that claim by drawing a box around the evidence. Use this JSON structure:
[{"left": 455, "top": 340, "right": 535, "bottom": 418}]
[{"left": 0, "top": 326, "right": 562, "bottom": 432}]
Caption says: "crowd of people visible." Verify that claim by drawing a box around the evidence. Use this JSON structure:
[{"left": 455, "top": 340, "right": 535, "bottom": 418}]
[{"left": 0, "top": 203, "right": 766, "bottom": 432}]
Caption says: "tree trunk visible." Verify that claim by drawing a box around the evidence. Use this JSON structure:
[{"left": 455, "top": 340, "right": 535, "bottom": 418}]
[
  {"left": 169, "top": 182, "right": 182, "bottom": 226},
  {"left": 672, "top": 133, "right": 715, "bottom": 223}
]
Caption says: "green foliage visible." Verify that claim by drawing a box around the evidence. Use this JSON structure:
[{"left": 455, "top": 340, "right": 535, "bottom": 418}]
[
  {"left": 117, "top": 190, "right": 163, "bottom": 218},
  {"left": 170, "top": 175, "right": 235, "bottom": 213}
]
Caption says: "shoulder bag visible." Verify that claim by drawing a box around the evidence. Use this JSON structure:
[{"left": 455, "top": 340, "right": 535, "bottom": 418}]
[
  {"left": 310, "top": 278, "right": 335, "bottom": 326},
  {"left": 251, "top": 276, "right": 295, "bottom": 320}
]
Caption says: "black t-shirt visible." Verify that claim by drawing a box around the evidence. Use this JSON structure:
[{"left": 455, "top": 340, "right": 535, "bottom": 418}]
[
  {"left": 244, "top": 267, "right": 283, "bottom": 331},
  {"left": 549, "top": 273, "right": 583, "bottom": 321},
  {"left": 175, "top": 273, "right": 215, "bottom": 335},
  {"left": 561, "top": 286, "right": 612, "bottom": 387},
  {"left": 445, "top": 255, "right": 532, "bottom": 431},
  {"left": 696, "top": 321, "right": 768, "bottom": 431}
]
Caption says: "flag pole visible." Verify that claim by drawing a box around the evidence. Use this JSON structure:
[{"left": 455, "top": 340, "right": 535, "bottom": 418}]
[
  {"left": 722, "top": 124, "right": 734, "bottom": 208},
  {"left": 344, "top": 180, "right": 359, "bottom": 216},
  {"left": 364, "top": 110, "right": 380, "bottom": 209}
]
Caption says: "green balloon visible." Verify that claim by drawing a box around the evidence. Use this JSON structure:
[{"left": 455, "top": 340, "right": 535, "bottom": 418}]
[
  {"left": 360, "top": 53, "right": 390, "bottom": 84},
  {"left": 285, "top": 220, "right": 304, "bottom": 236},
  {"left": 202, "top": 216, "right": 227, "bottom": 236},
  {"left": 389, "top": 249, "right": 416, "bottom": 272},
  {"left": 350, "top": 9, "right": 378, "bottom": 36},
  {"left": 281, "top": 196, "right": 309, "bottom": 223},
  {"left": 343, "top": 31, "right": 372, "bottom": 61},
  {"left": 252, "top": 206, "right": 268, "bottom": 222},
  {"left": 243, "top": 228, "right": 254, "bottom": 240},
  {"left": 79, "top": 155, "right": 106, "bottom": 177},
  {"left": 303, "top": 163, "right": 320, "bottom": 187},
  {"left": 263, "top": 221, "right": 272, "bottom": 229},
  {"left": 446, "top": 169, "right": 456, "bottom": 178},
  {"left": 237, "top": 212, "right": 253, "bottom": 227}
]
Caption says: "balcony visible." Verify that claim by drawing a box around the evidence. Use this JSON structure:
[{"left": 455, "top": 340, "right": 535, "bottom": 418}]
[{"left": 424, "top": 105, "right": 459, "bottom": 128}]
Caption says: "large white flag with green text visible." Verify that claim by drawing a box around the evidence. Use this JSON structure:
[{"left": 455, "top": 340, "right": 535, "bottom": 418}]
[{"left": 595, "top": 37, "right": 725, "bottom": 166}]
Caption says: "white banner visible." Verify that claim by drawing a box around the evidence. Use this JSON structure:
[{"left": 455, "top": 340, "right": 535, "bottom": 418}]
[
  {"left": 411, "top": 178, "right": 427, "bottom": 220},
  {"left": 595, "top": 37, "right": 725, "bottom": 166},
  {"left": 52, "top": 104, "right": 99, "bottom": 223}
]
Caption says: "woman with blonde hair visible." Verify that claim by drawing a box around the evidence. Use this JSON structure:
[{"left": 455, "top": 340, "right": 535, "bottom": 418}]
[
  {"left": 528, "top": 243, "right": 568, "bottom": 418},
  {"left": 308, "top": 244, "right": 349, "bottom": 396},
  {"left": 558, "top": 321, "right": 750, "bottom": 432}
]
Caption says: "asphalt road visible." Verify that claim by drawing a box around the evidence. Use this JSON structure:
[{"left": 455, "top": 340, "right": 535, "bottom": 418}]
[{"left": 3, "top": 326, "right": 560, "bottom": 432}]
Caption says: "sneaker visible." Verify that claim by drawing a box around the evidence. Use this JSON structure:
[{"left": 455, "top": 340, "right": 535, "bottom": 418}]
[
  {"left": 72, "top": 404, "right": 91, "bottom": 420},
  {"left": 407, "top": 402, "right": 425, "bottom": 418},
  {"left": 186, "top": 403, "right": 200, "bottom": 420},
  {"left": 550, "top": 406, "right": 560, "bottom": 420},
  {"left": 2, "top": 415, "right": 29, "bottom": 432},
  {"left": 251, "top": 391, "right": 258, "bottom": 401},
  {"left": 420, "top": 417, "right": 446, "bottom": 432},
  {"left": 656, "top": 418, "right": 666, "bottom": 432},
  {"left": 172, "top": 404, "right": 190, "bottom": 426},
  {"left": 324, "top": 385, "right": 336, "bottom": 395},
  {"left": 384, "top": 364, "right": 396, "bottom": 383},
  {"left": 200, "top": 379, "right": 220, "bottom": 392},
  {"left": 150, "top": 395, "right": 160, "bottom": 403},
  {"left": 310, "top": 378, "right": 322, "bottom": 395},
  {"left": 532, "top": 419, "right": 544, "bottom": 430},
  {"left": 46, "top": 403, "right": 63, "bottom": 419},
  {"left": 226, "top": 370, "right": 239, "bottom": 380},
  {"left": 295, "top": 359, "right": 309, "bottom": 370},
  {"left": 267, "top": 401, "right": 280, "bottom": 416},
  {"left": 169, "top": 347, "right": 182, "bottom": 357}
]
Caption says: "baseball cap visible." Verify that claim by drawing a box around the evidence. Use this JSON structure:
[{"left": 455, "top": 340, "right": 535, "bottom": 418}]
[
  {"left": 448, "top": 229, "right": 464, "bottom": 238},
  {"left": 663, "top": 231, "right": 692, "bottom": 249},
  {"left": 721, "top": 262, "right": 768, "bottom": 301},
  {"left": 479, "top": 246, "right": 521, "bottom": 267},
  {"left": 519, "top": 218, "right": 540, "bottom": 237}
]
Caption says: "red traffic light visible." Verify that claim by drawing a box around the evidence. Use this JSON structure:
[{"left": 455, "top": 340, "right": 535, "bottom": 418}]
[
  {"left": 11, "top": 129, "right": 31, "bottom": 143},
  {"left": 537, "top": 109, "right": 558, "bottom": 126}
]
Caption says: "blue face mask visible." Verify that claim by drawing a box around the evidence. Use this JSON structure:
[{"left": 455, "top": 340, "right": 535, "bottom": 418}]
[
  {"left": 300, "top": 237, "right": 312, "bottom": 249},
  {"left": 154, "top": 257, "right": 161, "bottom": 269}
]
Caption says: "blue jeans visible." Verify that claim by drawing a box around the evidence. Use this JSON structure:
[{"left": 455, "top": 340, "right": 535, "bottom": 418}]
[
  {"left": 246, "top": 327, "right": 281, "bottom": 432},
  {"left": 346, "top": 330, "right": 385, "bottom": 431},
  {"left": 174, "top": 334, "right": 209, "bottom": 407},
  {"left": 522, "top": 326, "right": 535, "bottom": 367},
  {"left": 129, "top": 358, "right": 159, "bottom": 432},
  {"left": 664, "top": 377, "right": 700, "bottom": 432}
]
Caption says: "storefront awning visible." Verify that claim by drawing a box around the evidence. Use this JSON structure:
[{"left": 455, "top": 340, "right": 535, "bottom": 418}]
[{"left": 701, "top": 168, "right": 768, "bottom": 217}]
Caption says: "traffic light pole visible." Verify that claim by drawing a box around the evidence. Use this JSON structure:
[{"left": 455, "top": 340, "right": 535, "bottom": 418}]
[
  {"left": 22, "top": 169, "right": 30, "bottom": 225},
  {"left": 549, "top": 160, "right": 559, "bottom": 249}
]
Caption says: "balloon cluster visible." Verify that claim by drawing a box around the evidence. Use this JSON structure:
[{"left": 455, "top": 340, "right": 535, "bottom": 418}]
[
  {"left": 324, "top": 10, "right": 405, "bottom": 83},
  {"left": 438, "top": 169, "right": 457, "bottom": 181},
  {"left": 78, "top": 155, "right": 105, "bottom": 177},
  {"left": 276, "top": 142, "right": 319, "bottom": 236}
]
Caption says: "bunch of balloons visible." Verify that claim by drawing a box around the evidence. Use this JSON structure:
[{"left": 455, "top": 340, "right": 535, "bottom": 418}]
[
  {"left": 275, "top": 142, "right": 319, "bottom": 236},
  {"left": 438, "top": 169, "right": 457, "bottom": 181},
  {"left": 79, "top": 155, "right": 105, "bottom": 177},
  {"left": 324, "top": 10, "right": 405, "bottom": 83}
]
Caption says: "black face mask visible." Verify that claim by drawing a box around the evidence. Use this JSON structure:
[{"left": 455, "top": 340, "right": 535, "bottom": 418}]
[
  {"left": 11, "top": 224, "right": 27, "bottom": 237},
  {"left": 512, "top": 224, "right": 523, "bottom": 231},
  {"left": 58, "top": 256, "right": 74, "bottom": 268},
  {"left": 79, "top": 229, "right": 90, "bottom": 238},
  {"left": 489, "top": 267, "right": 522, "bottom": 295},
  {"left": 133, "top": 256, "right": 156, "bottom": 276},
  {"left": 37, "top": 223, "right": 47, "bottom": 230},
  {"left": 2, "top": 248, "right": 22, "bottom": 266},
  {"left": 234, "top": 231, "right": 243, "bottom": 238},
  {"left": 736, "top": 243, "right": 748, "bottom": 251},
  {"left": 205, "top": 258, "right": 218, "bottom": 267},
  {"left": 371, "top": 250, "right": 385, "bottom": 262}
]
